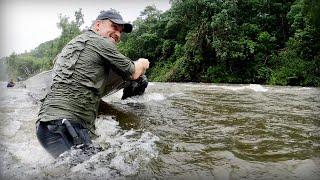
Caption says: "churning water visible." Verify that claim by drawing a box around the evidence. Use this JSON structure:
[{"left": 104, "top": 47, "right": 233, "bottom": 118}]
[{"left": 0, "top": 76, "right": 319, "bottom": 179}]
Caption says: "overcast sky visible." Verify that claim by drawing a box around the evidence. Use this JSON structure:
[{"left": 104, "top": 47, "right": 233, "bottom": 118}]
[{"left": 0, "top": 0, "right": 171, "bottom": 58}]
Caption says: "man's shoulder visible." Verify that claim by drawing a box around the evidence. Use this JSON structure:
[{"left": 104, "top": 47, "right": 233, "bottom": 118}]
[
  {"left": 77, "top": 30, "right": 98, "bottom": 41},
  {"left": 83, "top": 30, "right": 115, "bottom": 49}
]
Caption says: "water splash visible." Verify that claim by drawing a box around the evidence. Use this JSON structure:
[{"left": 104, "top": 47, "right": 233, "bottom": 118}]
[
  {"left": 45, "top": 116, "right": 159, "bottom": 179},
  {"left": 120, "top": 93, "right": 166, "bottom": 104},
  {"left": 221, "top": 84, "right": 268, "bottom": 92}
]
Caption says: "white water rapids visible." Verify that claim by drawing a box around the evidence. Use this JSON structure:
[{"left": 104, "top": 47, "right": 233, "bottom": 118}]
[{"left": 0, "top": 71, "right": 319, "bottom": 179}]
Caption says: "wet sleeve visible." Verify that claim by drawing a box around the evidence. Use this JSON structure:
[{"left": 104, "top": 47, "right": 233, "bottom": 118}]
[{"left": 91, "top": 38, "right": 135, "bottom": 80}]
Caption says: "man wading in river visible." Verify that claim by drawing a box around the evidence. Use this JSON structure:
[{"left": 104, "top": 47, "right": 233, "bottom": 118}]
[{"left": 36, "top": 10, "right": 149, "bottom": 158}]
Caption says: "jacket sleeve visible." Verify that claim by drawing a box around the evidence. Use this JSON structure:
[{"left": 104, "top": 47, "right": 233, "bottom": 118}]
[{"left": 90, "top": 37, "right": 135, "bottom": 80}]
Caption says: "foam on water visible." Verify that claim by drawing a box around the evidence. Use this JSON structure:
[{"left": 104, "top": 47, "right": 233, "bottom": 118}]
[
  {"left": 221, "top": 84, "right": 268, "bottom": 92},
  {"left": 0, "top": 81, "right": 7, "bottom": 88},
  {"left": 3, "top": 140, "right": 53, "bottom": 165},
  {"left": 0, "top": 120, "right": 21, "bottom": 137},
  {"left": 42, "top": 116, "right": 159, "bottom": 179},
  {"left": 94, "top": 116, "right": 159, "bottom": 174},
  {"left": 298, "top": 87, "right": 312, "bottom": 90},
  {"left": 0, "top": 86, "right": 54, "bottom": 179},
  {"left": 120, "top": 93, "right": 166, "bottom": 104},
  {"left": 103, "top": 89, "right": 166, "bottom": 104}
]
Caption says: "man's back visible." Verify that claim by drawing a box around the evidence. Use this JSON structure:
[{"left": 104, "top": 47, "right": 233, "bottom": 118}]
[{"left": 38, "top": 30, "right": 134, "bottom": 133}]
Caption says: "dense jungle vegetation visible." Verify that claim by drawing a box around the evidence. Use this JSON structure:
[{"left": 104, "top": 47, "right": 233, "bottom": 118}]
[{"left": 4, "top": 0, "right": 320, "bottom": 86}]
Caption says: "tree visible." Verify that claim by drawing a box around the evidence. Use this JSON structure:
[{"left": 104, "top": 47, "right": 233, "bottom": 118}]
[{"left": 6, "top": 9, "right": 85, "bottom": 79}]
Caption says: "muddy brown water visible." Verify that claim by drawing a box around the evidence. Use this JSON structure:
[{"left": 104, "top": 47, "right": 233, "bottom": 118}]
[{"left": 0, "top": 78, "right": 319, "bottom": 179}]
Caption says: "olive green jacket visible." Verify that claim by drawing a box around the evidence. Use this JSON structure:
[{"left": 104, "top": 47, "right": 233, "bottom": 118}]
[{"left": 38, "top": 30, "right": 134, "bottom": 134}]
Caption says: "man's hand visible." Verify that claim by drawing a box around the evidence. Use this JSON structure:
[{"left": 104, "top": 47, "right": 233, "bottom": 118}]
[{"left": 132, "top": 58, "right": 149, "bottom": 80}]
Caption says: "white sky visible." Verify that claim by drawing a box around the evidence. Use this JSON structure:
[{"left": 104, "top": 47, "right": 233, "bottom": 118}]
[{"left": 0, "top": 0, "right": 171, "bottom": 58}]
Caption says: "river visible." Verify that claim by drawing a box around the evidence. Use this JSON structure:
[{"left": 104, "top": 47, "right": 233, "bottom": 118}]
[{"left": 0, "top": 74, "right": 319, "bottom": 179}]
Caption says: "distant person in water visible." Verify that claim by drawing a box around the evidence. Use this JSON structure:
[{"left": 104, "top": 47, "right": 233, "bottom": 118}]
[
  {"left": 7, "top": 79, "right": 15, "bottom": 88},
  {"left": 36, "top": 9, "right": 150, "bottom": 158},
  {"left": 17, "top": 76, "right": 25, "bottom": 82}
]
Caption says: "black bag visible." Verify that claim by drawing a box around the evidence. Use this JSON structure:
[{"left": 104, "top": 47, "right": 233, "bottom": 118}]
[{"left": 121, "top": 75, "right": 148, "bottom": 100}]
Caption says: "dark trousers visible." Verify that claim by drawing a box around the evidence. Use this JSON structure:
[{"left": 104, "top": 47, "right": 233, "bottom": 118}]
[{"left": 36, "top": 119, "right": 92, "bottom": 158}]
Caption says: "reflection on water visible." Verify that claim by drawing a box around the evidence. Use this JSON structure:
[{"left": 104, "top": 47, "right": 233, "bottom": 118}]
[{"left": 0, "top": 80, "right": 320, "bottom": 179}]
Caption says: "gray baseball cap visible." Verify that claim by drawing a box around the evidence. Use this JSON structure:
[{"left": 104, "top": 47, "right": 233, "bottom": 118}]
[{"left": 96, "top": 10, "right": 133, "bottom": 33}]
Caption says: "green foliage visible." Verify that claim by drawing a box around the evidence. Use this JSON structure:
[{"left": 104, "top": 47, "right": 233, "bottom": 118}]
[
  {"left": 6, "top": 9, "right": 84, "bottom": 79},
  {"left": 269, "top": 0, "right": 320, "bottom": 86},
  {"left": 6, "top": 53, "right": 43, "bottom": 78},
  {"left": 5, "top": 2, "right": 320, "bottom": 86},
  {"left": 118, "top": 0, "right": 319, "bottom": 86},
  {"left": 0, "top": 57, "right": 8, "bottom": 81},
  {"left": 304, "top": 0, "right": 320, "bottom": 30},
  {"left": 269, "top": 49, "right": 316, "bottom": 86}
]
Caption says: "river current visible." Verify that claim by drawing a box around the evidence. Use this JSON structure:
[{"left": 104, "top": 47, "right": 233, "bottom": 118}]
[{"left": 0, "top": 73, "right": 319, "bottom": 179}]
